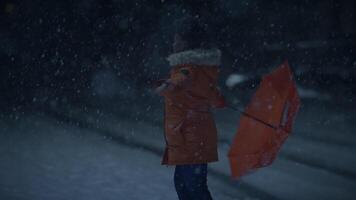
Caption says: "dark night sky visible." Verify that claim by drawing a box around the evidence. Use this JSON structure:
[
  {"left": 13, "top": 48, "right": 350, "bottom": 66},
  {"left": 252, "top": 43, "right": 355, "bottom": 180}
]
[
  {"left": 1, "top": 0, "right": 355, "bottom": 112},
  {"left": 0, "top": 2, "right": 355, "bottom": 199}
]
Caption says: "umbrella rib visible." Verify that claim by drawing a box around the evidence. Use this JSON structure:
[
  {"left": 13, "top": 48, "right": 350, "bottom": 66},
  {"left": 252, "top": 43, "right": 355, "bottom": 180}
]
[{"left": 228, "top": 105, "right": 277, "bottom": 130}]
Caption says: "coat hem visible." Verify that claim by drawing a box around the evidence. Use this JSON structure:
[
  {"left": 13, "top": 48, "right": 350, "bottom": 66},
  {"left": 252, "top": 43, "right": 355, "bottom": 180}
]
[{"left": 161, "top": 158, "right": 218, "bottom": 166}]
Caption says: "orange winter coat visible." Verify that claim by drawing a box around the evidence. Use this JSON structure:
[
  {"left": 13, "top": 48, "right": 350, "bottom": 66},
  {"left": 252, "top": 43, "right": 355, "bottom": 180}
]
[{"left": 159, "top": 63, "right": 225, "bottom": 165}]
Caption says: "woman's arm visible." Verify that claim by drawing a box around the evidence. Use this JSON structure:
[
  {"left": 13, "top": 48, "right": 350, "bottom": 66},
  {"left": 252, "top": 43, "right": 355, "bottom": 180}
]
[
  {"left": 154, "top": 79, "right": 174, "bottom": 95},
  {"left": 155, "top": 67, "right": 193, "bottom": 97},
  {"left": 209, "top": 86, "right": 226, "bottom": 108}
]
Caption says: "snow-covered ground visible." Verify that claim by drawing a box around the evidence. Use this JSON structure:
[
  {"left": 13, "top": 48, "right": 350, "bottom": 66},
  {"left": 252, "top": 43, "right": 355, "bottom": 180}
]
[
  {"left": 0, "top": 114, "right": 247, "bottom": 200},
  {"left": 1, "top": 98, "right": 355, "bottom": 200}
]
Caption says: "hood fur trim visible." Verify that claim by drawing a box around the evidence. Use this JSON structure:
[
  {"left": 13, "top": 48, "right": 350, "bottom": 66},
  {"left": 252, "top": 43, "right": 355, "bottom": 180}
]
[{"left": 166, "top": 49, "right": 221, "bottom": 66}]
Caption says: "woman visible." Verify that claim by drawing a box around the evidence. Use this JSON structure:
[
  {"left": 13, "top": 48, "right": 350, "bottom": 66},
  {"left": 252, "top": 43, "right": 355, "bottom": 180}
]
[{"left": 154, "top": 19, "right": 226, "bottom": 200}]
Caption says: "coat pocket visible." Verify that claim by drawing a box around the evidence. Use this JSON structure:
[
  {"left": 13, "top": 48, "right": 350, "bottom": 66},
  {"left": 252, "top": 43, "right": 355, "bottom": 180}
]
[
  {"left": 181, "top": 111, "right": 208, "bottom": 143},
  {"left": 165, "top": 116, "right": 186, "bottom": 146}
]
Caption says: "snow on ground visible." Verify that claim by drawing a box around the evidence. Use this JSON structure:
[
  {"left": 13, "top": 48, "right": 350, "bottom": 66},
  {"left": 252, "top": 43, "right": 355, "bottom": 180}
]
[
  {"left": 1, "top": 98, "right": 355, "bottom": 200},
  {"left": 0, "top": 114, "right": 244, "bottom": 200},
  {"left": 44, "top": 100, "right": 356, "bottom": 200}
]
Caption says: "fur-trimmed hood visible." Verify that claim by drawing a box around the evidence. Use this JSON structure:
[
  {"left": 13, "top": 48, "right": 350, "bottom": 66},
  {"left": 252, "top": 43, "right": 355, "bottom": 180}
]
[{"left": 166, "top": 49, "right": 221, "bottom": 67}]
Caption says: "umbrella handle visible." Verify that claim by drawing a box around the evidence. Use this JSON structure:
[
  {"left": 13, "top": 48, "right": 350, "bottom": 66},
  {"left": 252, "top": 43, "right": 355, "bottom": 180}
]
[{"left": 227, "top": 104, "right": 277, "bottom": 130}]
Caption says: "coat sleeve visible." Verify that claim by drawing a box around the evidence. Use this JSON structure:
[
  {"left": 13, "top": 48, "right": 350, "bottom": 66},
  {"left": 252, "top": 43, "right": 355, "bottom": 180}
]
[
  {"left": 209, "top": 86, "right": 226, "bottom": 108},
  {"left": 159, "top": 67, "right": 193, "bottom": 98}
]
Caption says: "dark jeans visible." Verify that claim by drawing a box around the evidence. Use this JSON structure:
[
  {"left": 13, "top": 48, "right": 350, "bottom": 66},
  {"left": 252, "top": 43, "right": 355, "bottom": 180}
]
[{"left": 174, "top": 163, "right": 213, "bottom": 200}]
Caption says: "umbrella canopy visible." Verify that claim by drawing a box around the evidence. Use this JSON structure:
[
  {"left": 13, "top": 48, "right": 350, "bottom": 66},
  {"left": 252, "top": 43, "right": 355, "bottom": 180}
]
[{"left": 228, "top": 60, "right": 301, "bottom": 178}]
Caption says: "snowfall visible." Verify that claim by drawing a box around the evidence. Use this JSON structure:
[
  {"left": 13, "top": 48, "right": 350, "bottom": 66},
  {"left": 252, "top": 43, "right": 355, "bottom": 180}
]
[{"left": 1, "top": 74, "right": 356, "bottom": 200}]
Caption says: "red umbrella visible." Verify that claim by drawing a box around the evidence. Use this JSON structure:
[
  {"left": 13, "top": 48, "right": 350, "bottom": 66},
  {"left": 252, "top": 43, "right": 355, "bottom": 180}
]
[{"left": 228, "top": 60, "right": 301, "bottom": 179}]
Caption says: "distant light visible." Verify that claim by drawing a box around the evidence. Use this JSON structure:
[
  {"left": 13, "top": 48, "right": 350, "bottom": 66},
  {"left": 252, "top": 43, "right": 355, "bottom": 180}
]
[
  {"left": 5, "top": 3, "right": 15, "bottom": 14},
  {"left": 225, "top": 74, "right": 248, "bottom": 88},
  {"left": 297, "top": 87, "right": 331, "bottom": 100}
]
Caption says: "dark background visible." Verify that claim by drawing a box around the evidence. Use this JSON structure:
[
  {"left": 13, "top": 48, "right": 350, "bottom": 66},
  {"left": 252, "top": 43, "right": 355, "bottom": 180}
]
[
  {"left": 0, "top": 1, "right": 356, "bottom": 200},
  {"left": 1, "top": 0, "right": 355, "bottom": 113}
]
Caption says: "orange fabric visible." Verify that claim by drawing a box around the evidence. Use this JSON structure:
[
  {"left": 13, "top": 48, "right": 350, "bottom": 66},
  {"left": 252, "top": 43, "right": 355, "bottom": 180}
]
[
  {"left": 228, "top": 61, "right": 300, "bottom": 178},
  {"left": 159, "top": 64, "right": 225, "bottom": 165}
]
